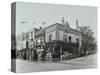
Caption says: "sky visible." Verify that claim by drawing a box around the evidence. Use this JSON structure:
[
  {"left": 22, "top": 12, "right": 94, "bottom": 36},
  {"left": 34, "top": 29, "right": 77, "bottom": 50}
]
[{"left": 16, "top": 2, "right": 97, "bottom": 40}]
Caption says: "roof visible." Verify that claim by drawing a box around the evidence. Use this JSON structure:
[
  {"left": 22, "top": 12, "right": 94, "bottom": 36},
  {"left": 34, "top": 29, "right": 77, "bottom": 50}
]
[
  {"left": 44, "top": 23, "right": 60, "bottom": 30},
  {"left": 35, "top": 30, "right": 44, "bottom": 37},
  {"left": 34, "top": 28, "right": 40, "bottom": 32},
  {"left": 45, "top": 23, "right": 81, "bottom": 36}
]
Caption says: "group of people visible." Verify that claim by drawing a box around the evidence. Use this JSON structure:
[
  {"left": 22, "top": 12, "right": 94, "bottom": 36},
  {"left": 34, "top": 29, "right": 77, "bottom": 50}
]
[
  {"left": 31, "top": 50, "right": 66, "bottom": 61},
  {"left": 21, "top": 48, "right": 68, "bottom": 62},
  {"left": 32, "top": 50, "right": 46, "bottom": 61},
  {"left": 21, "top": 49, "right": 46, "bottom": 61}
]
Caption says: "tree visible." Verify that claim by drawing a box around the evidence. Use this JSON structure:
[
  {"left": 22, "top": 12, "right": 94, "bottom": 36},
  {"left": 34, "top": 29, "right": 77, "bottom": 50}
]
[{"left": 79, "top": 26, "right": 94, "bottom": 37}]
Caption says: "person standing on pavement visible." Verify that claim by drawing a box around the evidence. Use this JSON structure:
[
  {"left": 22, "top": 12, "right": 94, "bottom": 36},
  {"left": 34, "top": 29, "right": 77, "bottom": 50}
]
[
  {"left": 33, "top": 50, "right": 38, "bottom": 61},
  {"left": 41, "top": 51, "right": 46, "bottom": 61}
]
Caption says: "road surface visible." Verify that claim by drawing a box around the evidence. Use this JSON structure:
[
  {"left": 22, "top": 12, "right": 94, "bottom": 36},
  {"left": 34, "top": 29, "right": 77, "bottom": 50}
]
[{"left": 15, "top": 54, "right": 97, "bottom": 73}]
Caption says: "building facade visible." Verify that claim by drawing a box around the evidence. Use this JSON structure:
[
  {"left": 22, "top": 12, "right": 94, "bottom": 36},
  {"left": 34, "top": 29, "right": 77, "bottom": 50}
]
[
  {"left": 45, "top": 22, "right": 82, "bottom": 58},
  {"left": 16, "top": 20, "right": 96, "bottom": 60}
]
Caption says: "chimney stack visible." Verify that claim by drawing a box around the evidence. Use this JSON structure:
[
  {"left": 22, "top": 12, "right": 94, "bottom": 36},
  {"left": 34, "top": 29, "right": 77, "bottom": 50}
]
[
  {"left": 61, "top": 17, "right": 65, "bottom": 25},
  {"left": 76, "top": 19, "right": 79, "bottom": 29}
]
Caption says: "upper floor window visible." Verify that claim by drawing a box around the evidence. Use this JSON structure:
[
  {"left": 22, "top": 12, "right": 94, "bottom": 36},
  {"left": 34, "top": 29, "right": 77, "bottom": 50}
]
[
  {"left": 69, "top": 36, "right": 71, "bottom": 42},
  {"left": 63, "top": 34, "right": 67, "bottom": 41},
  {"left": 31, "top": 31, "right": 33, "bottom": 38},
  {"left": 26, "top": 41, "right": 29, "bottom": 49},
  {"left": 22, "top": 35, "right": 25, "bottom": 41},
  {"left": 49, "top": 34, "right": 52, "bottom": 42},
  {"left": 40, "top": 38, "right": 43, "bottom": 45},
  {"left": 36, "top": 40, "right": 38, "bottom": 45},
  {"left": 76, "top": 38, "right": 79, "bottom": 46},
  {"left": 26, "top": 34, "right": 29, "bottom": 40},
  {"left": 30, "top": 39, "right": 33, "bottom": 42}
]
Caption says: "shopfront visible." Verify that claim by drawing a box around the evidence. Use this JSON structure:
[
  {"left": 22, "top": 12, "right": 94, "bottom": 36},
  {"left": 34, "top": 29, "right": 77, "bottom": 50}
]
[{"left": 45, "top": 40, "right": 79, "bottom": 60}]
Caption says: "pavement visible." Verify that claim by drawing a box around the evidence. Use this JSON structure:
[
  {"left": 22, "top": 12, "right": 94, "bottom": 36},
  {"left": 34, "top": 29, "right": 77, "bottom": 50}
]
[{"left": 15, "top": 54, "right": 97, "bottom": 73}]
